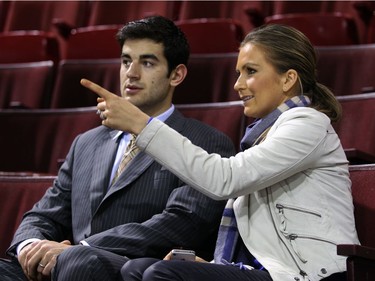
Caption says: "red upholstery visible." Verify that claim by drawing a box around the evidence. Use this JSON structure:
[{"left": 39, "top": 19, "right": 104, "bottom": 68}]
[
  {"left": 265, "top": 12, "right": 360, "bottom": 46},
  {"left": 62, "top": 25, "right": 122, "bottom": 59},
  {"left": 3, "top": 1, "right": 89, "bottom": 33},
  {"left": 0, "top": 61, "right": 54, "bottom": 109},
  {"left": 0, "top": 32, "right": 60, "bottom": 64},
  {"left": 0, "top": 107, "right": 101, "bottom": 174},
  {"left": 174, "top": 53, "right": 239, "bottom": 104},
  {"left": 87, "top": 1, "right": 180, "bottom": 26},
  {"left": 176, "top": 101, "right": 246, "bottom": 151},
  {"left": 50, "top": 59, "right": 120, "bottom": 108},
  {"left": 316, "top": 44, "right": 375, "bottom": 96},
  {"left": 177, "top": 1, "right": 265, "bottom": 32},
  {"left": 368, "top": 14, "right": 375, "bottom": 43},
  {"left": 0, "top": 0, "right": 10, "bottom": 32},
  {"left": 337, "top": 164, "right": 375, "bottom": 281},
  {"left": 334, "top": 93, "right": 375, "bottom": 164},
  {"left": 0, "top": 175, "right": 56, "bottom": 258},
  {"left": 175, "top": 18, "right": 244, "bottom": 53},
  {"left": 272, "top": 1, "right": 329, "bottom": 15}
]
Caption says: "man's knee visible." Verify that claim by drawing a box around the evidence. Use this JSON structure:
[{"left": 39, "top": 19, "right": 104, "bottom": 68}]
[
  {"left": 143, "top": 261, "right": 179, "bottom": 281},
  {"left": 54, "top": 246, "right": 94, "bottom": 279}
]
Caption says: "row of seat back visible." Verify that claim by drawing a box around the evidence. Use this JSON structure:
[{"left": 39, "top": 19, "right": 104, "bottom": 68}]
[
  {"left": 0, "top": 107, "right": 101, "bottom": 174},
  {"left": 2, "top": 40, "right": 375, "bottom": 110},
  {"left": 1, "top": 91, "right": 374, "bottom": 175},
  {"left": 0, "top": 101, "right": 246, "bottom": 176},
  {"left": 2, "top": 1, "right": 371, "bottom": 41},
  {"left": 0, "top": 175, "right": 56, "bottom": 258},
  {"left": 1, "top": 162, "right": 374, "bottom": 263}
]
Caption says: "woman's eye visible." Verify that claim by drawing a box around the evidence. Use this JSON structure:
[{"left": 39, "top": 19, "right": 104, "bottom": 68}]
[{"left": 247, "top": 67, "right": 256, "bottom": 75}]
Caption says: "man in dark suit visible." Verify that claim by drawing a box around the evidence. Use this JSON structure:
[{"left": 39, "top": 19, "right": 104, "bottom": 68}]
[{"left": 0, "top": 16, "right": 235, "bottom": 281}]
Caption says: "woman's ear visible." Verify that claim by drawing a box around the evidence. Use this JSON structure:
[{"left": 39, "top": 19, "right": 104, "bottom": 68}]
[
  {"left": 282, "top": 69, "right": 298, "bottom": 93},
  {"left": 170, "top": 64, "right": 187, "bottom": 87}
]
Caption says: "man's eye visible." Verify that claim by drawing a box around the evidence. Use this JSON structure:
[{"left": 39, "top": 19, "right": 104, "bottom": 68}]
[
  {"left": 122, "top": 60, "right": 131, "bottom": 67},
  {"left": 143, "top": 61, "right": 153, "bottom": 67}
]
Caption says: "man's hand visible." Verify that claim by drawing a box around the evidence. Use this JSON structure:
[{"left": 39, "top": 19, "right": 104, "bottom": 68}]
[
  {"left": 80, "top": 78, "right": 149, "bottom": 134},
  {"left": 18, "top": 240, "right": 72, "bottom": 281}
]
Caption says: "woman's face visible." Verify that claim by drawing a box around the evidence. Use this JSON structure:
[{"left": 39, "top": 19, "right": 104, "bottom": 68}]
[{"left": 234, "top": 42, "right": 290, "bottom": 119}]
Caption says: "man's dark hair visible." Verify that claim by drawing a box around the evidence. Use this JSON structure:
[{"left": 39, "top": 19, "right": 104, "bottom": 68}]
[{"left": 116, "top": 16, "right": 190, "bottom": 76}]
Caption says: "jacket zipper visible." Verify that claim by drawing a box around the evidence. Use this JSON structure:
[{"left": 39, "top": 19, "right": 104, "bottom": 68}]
[
  {"left": 276, "top": 203, "right": 322, "bottom": 218},
  {"left": 266, "top": 190, "right": 308, "bottom": 279}
]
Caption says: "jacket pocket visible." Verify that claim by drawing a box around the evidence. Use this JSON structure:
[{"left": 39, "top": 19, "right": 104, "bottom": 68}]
[{"left": 276, "top": 203, "right": 336, "bottom": 263}]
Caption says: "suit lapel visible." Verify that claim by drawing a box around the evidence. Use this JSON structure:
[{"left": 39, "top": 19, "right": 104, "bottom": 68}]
[{"left": 90, "top": 129, "right": 121, "bottom": 214}]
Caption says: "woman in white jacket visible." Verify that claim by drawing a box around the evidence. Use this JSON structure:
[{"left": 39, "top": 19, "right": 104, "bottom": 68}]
[{"left": 81, "top": 24, "right": 359, "bottom": 281}]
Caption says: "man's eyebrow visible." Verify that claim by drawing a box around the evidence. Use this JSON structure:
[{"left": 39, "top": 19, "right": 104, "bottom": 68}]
[
  {"left": 139, "top": 54, "right": 159, "bottom": 61},
  {"left": 120, "top": 53, "right": 159, "bottom": 61}
]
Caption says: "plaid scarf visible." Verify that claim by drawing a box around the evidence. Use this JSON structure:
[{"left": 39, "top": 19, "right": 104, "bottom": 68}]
[{"left": 213, "top": 95, "right": 311, "bottom": 269}]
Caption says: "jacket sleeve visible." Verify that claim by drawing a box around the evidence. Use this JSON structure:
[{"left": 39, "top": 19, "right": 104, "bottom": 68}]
[{"left": 138, "top": 108, "right": 346, "bottom": 200}]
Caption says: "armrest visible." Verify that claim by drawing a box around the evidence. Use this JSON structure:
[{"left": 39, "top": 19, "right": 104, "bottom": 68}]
[
  {"left": 344, "top": 148, "right": 375, "bottom": 165},
  {"left": 337, "top": 244, "right": 375, "bottom": 260}
]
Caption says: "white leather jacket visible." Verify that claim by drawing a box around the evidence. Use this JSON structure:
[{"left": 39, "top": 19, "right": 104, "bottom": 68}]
[{"left": 137, "top": 107, "right": 360, "bottom": 281}]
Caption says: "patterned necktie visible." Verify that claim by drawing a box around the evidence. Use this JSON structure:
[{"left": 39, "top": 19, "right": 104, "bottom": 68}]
[{"left": 111, "top": 134, "right": 139, "bottom": 185}]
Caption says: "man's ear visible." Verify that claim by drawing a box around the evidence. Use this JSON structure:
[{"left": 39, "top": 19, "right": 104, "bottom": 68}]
[
  {"left": 282, "top": 69, "right": 298, "bottom": 93},
  {"left": 170, "top": 64, "right": 187, "bottom": 87}
]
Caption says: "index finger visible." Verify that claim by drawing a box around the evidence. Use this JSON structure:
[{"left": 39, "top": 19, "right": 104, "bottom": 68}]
[{"left": 80, "top": 78, "right": 116, "bottom": 100}]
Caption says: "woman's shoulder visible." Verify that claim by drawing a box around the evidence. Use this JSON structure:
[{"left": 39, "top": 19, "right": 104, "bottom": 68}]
[{"left": 278, "top": 107, "right": 330, "bottom": 124}]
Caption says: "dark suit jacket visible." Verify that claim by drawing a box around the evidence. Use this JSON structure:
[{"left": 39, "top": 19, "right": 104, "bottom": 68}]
[{"left": 8, "top": 109, "right": 236, "bottom": 260}]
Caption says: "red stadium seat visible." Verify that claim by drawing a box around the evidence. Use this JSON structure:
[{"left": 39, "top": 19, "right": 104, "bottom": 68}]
[
  {"left": 316, "top": 44, "right": 375, "bottom": 96},
  {"left": 0, "top": 61, "right": 55, "bottom": 109},
  {"left": 337, "top": 164, "right": 375, "bottom": 281},
  {"left": 0, "top": 107, "right": 101, "bottom": 174},
  {"left": 51, "top": 59, "right": 120, "bottom": 108},
  {"left": 61, "top": 25, "right": 122, "bottom": 59},
  {"left": 0, "top": 31, "right": 60, "bottom": 64},
  {"left": 3, "top": 1, "right": 89, "bottom": 33},
  {"left": 87, "top": 1, "right": 180, "bottom": 26},
  {"left": 174, "top": 53, "right": 239, "bottom": 104},
  {"left": 0, "top": 175, "right": 56, "bottom": 258},
  {"left": 334, "top": 93, "right": 375, "bottom": 164},
  {"left": 175, "top": 18, "right": 244, "bottom": 53},
  {"left": 265, "top": 12, "right": 360, "bottom": 46}
]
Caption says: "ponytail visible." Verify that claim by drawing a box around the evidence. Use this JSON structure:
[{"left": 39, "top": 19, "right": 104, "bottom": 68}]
[{"left": 308, "top": 82, "right": 342, "bottom": 123}]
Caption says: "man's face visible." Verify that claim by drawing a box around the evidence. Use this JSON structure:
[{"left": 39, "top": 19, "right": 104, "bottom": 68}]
[{"left": 120, "top": 39, "right": 174, "bottom": 116}]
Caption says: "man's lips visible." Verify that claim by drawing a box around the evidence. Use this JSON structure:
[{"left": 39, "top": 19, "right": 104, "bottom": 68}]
[{"left": 126, "top": 85, "right": 142, "bottom": 94}]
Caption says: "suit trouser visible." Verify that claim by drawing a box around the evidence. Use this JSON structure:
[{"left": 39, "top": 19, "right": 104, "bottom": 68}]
[
  {"left": 53, "top": 245, "right": 128, "bottom": 281},
  {"left": 120, "top": 258, "right": 348, "bottom": 281},
  {"left": 0, "top": 246, "right": 128, "bottom": 281},
  {"left": 120, "top": 258, "right": 273, "bottom": 281}
]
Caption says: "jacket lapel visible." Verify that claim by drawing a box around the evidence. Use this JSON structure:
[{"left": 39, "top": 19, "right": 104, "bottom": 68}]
[{"left": 90, "top": 129, "right": 121, "bottom": 213}]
